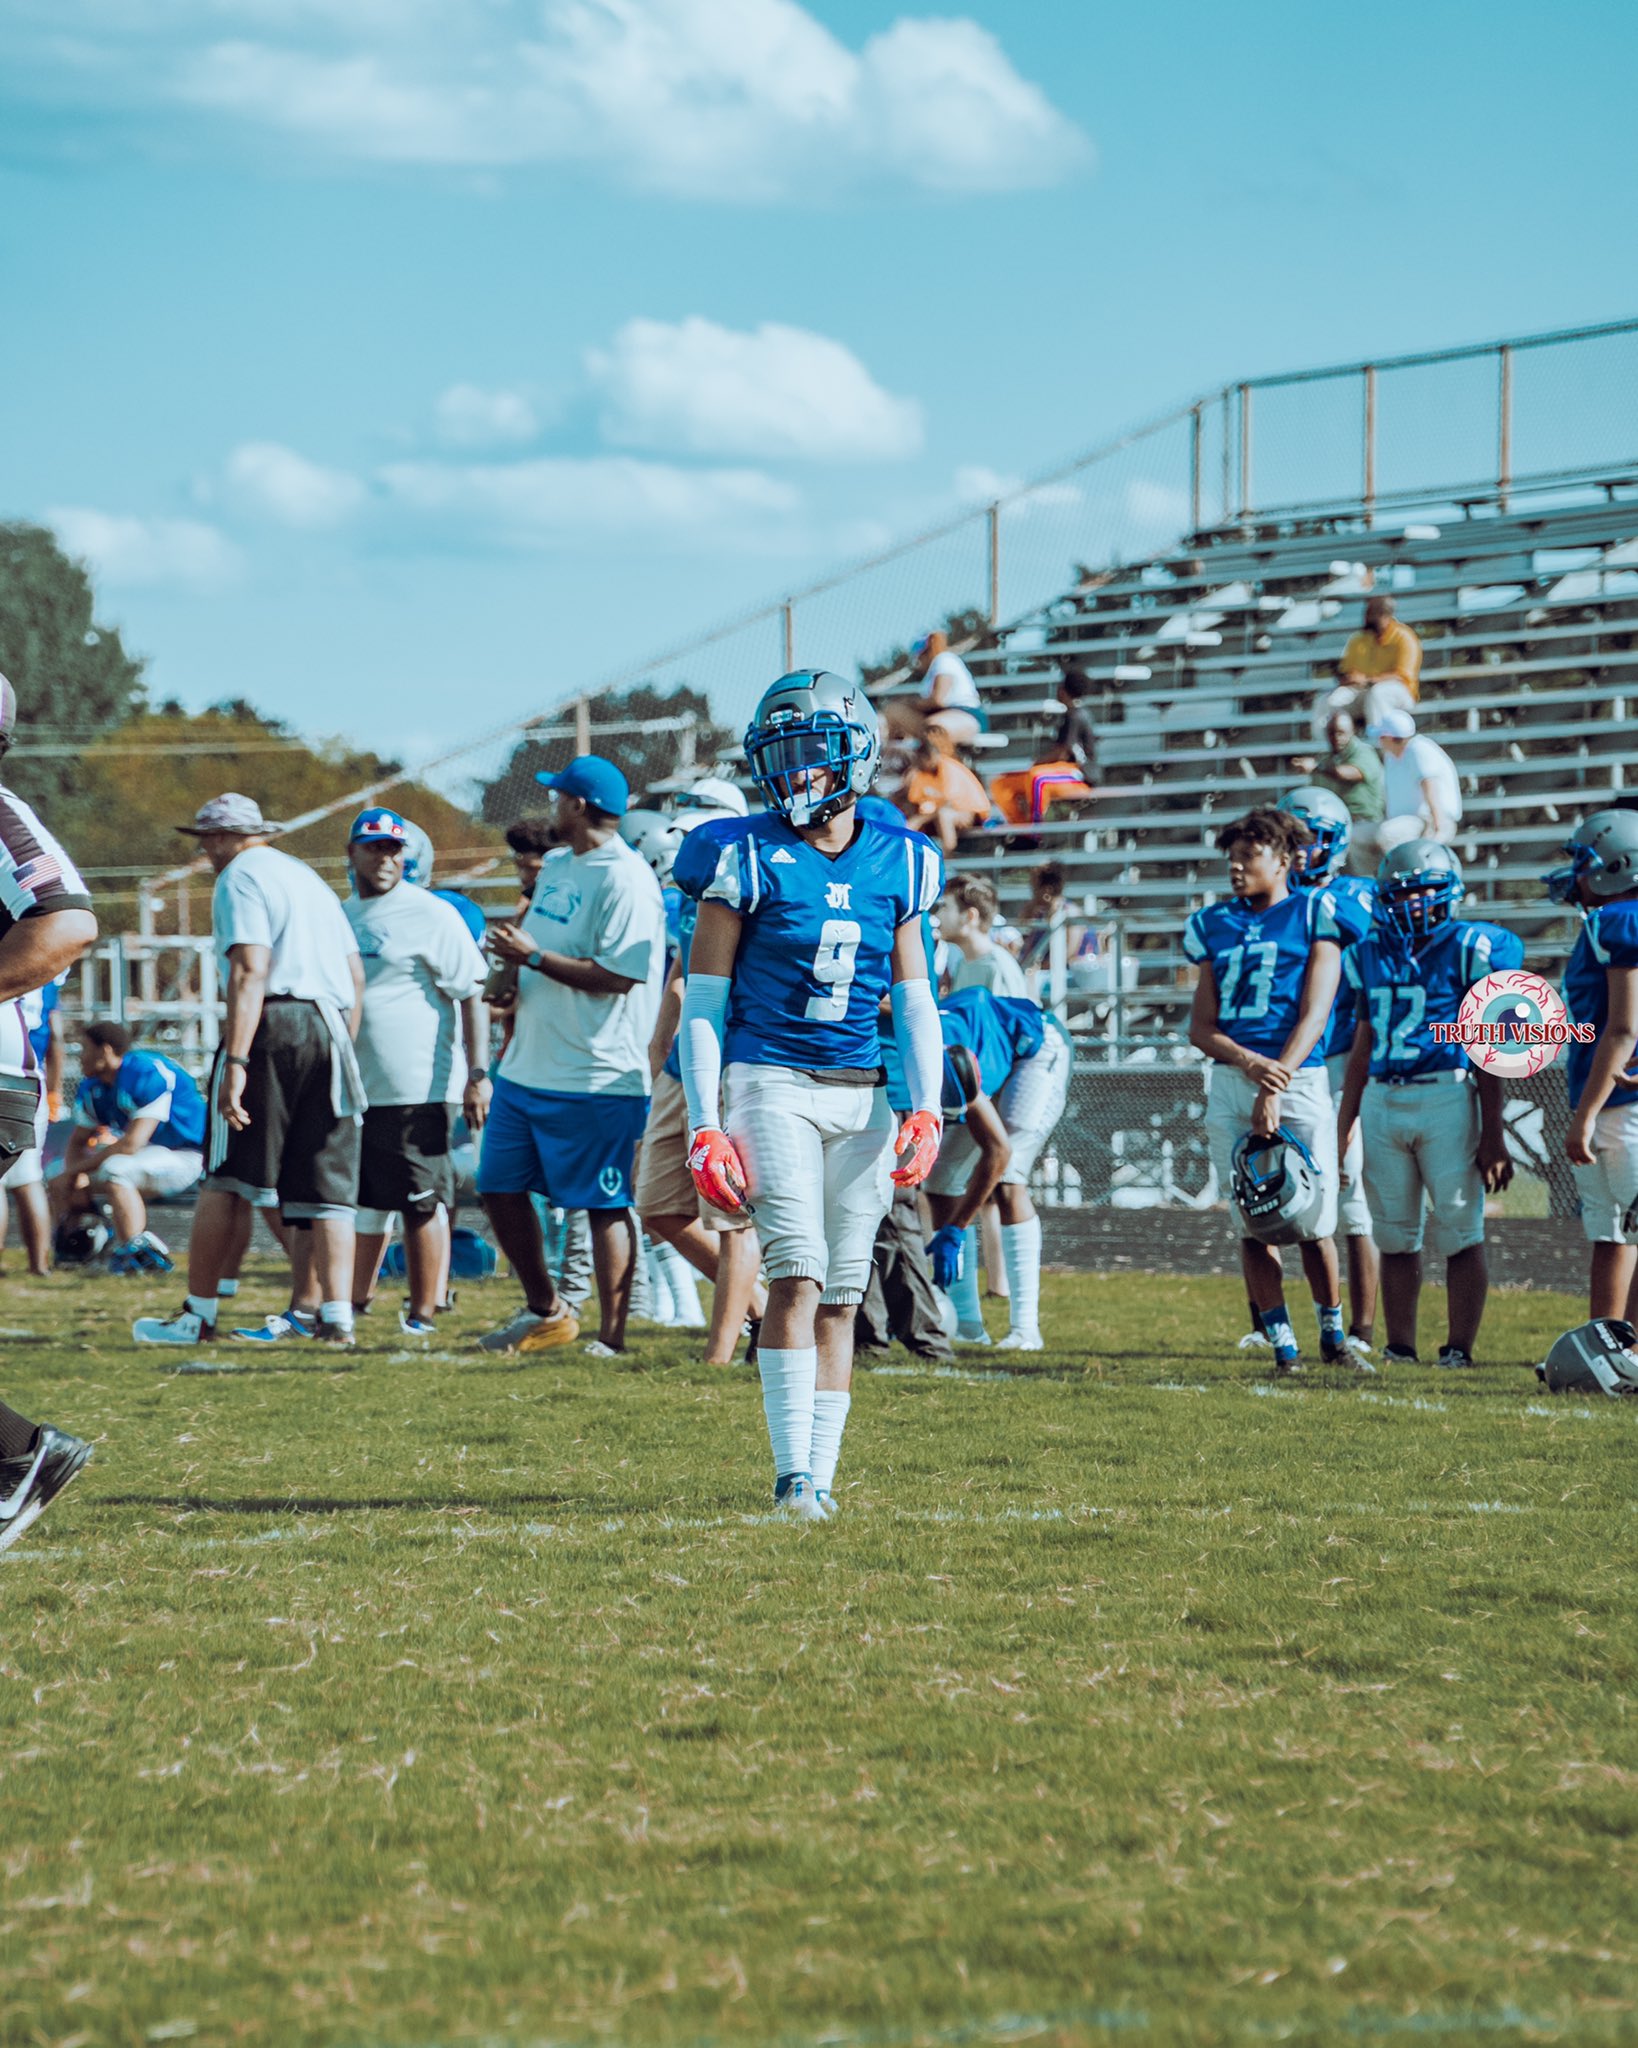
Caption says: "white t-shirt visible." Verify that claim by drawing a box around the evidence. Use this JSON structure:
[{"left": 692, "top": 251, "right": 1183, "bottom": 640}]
[
  {"left": 345, "top": 885, "right": 487, "bottom": 1106},
  {"left": 925, "top": 650, "right": 980, "bottom": 710},
  {"left": 1384, "top": 735, "right": 1463, "bottom": 827},
  {"left": 0, "top": 787, "right": 91, "bottom": 1082},
  {"left": 213, "top": 845, "right": 359, "bottom": 1010},
  {"left": 948, "top": 943, "right": 1028, "bottom": 999},
  {"left": 501, "top": 837, "right": 664, "bottom": 1098}
]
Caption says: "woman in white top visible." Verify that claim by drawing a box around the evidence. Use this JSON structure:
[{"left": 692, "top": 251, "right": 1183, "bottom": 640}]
[{"left": 910, "top": 630, "right": 982, "bottom": 747}]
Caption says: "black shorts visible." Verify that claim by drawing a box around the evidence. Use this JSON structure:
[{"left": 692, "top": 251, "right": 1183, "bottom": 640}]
[
  {"left": 356, "top": 1102, "right": 458, "bottom": 1225},
  {"left": 206, "top": 999, "right": 361, "bottom": 1220}
]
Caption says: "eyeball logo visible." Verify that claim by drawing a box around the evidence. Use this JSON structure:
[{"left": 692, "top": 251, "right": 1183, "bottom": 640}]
[{"left": 1451, "top": 970, "right": 1590, "bottom": 1079}]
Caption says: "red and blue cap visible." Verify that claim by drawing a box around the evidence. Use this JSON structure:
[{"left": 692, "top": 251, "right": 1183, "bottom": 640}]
[{"left": 349, "top": 806, "right": 411, "bottom": 847}]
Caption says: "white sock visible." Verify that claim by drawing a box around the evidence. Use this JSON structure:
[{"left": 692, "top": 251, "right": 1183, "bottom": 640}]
[
  {"left": 216, "top": 1278, "right": 239, "bottom": 1299},
  {"left": 642, "top": 1241, "right": 675, "bottom": 1324},
  {"left": 758, "top": 1346, "right": 816, "bottom": 1480},
  {"left": 185, "top": 1292, "right": 218, "bottom": 1327},
  {"left": 947, "top": 1227, "right": 984, "bottom": 1331},
  {"left": 809, "top": 1390, "right": 851, "bottom": 1495},
  {"left": 1001, "top": 1217, "right": 1043, "bottom": 1337},
  {"left": 651, "top": 1239, "right": 705, "bottom": 1328},
  {"left": 319, "top": 1300, "right": 354, "bottom": 1333}
]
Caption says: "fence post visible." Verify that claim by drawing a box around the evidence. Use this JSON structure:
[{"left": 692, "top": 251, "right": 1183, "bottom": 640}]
[
  {"left": 575, "top": 697, "right": 591, "bottom": 754},
  {"left": 1220, "top": 387, "right": 1232, "bottom": 523},
  {"left": 1189, "top": 404, "right": 1203, "bottom": 534},
  {"left": 1362, "top": 364, "right": 1377, "bottom": 527},
  {"left": 1498, "top": 344, "right": 1514, "bottom": 511},
  {"left": 782, "top": 600, "right": 795, "bottom": 672},
  {"left": 987, "top": 502, "right": 1001, "bottom": 626},
  {"left": 1237, "top": 383, "right": 1253, "bottom": 521}
]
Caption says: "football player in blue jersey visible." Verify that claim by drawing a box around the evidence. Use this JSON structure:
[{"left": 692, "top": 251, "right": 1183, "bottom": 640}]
[
  {"left": 924, "top": 987, "right": 1071, "bottom": 1350},
  {"left": 1336, "top": 842, "right": 1517, "bottom": 1369},
  {"left": 1278, "top": 785, "right": 1380, "bottom": 1360},
  {"left": 674, "top": 671, "right": 946, "bottom": 1522},
  {"left": 1548, "top": 810, "right": 1638, "bottom": 1321},
  {"left": 1186, "top": 808, "right": 1355, "bottom": 1373}
]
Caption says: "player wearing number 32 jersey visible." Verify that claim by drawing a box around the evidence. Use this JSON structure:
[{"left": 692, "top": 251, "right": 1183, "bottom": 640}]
[{"left": 674, "top": 670, "right": 944, "bottom": 1524}]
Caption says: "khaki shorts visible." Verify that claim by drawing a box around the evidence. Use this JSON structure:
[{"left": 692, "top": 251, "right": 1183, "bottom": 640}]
[
  {"left": 1572, "top": 1100, "right": 1638, "bottom": 1245},
  {"left": 634, "top": 1070, "right": 752, "bottom": 1232},
  {"left": 1359, "top": 1078, "right": 1485, "bottom": 1257},
  {"left": 1206, "top": 1062, "right": 1338, "bottom": 1243}
]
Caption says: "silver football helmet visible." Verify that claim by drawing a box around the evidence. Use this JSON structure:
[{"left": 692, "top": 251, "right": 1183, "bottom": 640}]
[
  {"left": 619, "top": 807, "right": 684, "bottom": 884},
  {"left": 1537, "top": 1318, "right": 1638, "bottom": 1398},
  {"left": 1377, "top": 838, "right": 1465, "bottom": 940},
  {"left": 1544, "top": 809, "right": 1638, "bottom": 905},
  {"left": 1277, "top": 784, "right": 1351, "bottom": 885},
  {"left": 744, "top": 669, "right": 879, "bottom": 830},
  {"left": 1230, "top": 1128, "right": 1330, "bottom": 1246}
]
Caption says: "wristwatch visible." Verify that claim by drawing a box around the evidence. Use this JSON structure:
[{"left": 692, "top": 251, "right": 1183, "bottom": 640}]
[
  {"left": 527, "top": 950, "right": 545, "bottom": 973},
  {"left": 468, "top": 1066, "right": 488, "bottom": 1083}
]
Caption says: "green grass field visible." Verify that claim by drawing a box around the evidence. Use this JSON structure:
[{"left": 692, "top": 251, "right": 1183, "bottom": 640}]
[{"left": 2, "top": 1263, "right": 1634, "bottom": 2048}]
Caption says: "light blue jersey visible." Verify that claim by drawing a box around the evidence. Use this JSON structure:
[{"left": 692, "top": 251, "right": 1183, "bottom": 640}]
[
  {"left": 1563, "top": 899, "right": 1638, "bottom": 1111},
  {"left": 673, "top": 810, "right": 942, "bottom": 1072},
  {"left": 74, "top": 1050, "right": 207, "bottom": 1151},
  {"left": 1317, "top": 872, "right": 1377, "bottom": 1059},
  {"left": 1183, "top": 887, "right": 1347, "bottom": 1068},
  {"left": 938, "top": 988, "right": 1047, "bottom": 1118},
  {"left": 1343, "top": 920, "right": 1524, "bottom": 1079}
]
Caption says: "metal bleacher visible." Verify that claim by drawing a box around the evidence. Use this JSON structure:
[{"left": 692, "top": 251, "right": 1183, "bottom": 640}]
[{"left": 954, "top": 476, "right": 1638, "bottom": 1043}]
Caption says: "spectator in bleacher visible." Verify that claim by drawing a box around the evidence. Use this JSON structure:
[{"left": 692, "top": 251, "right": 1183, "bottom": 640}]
[
  {"left": 941, "top": 874, "right": 1028, "bottom": 998},
  {"left": 894, "top": 734, "right": 992, "bottom": 855},
  {"left": 908, "top": 630, "right": 983, "bottom": 747},
  {"left": 1018, "top": 862, "right": 1088, "bottom": 979},
  {"left": 1291, "top": 709, "right": 1386, "bottom": 870},
  {"left": 1369, "top": 709, "right": 1462, "bottom": 852},
  {"left": 1329, "top": 595, "right": 1422, "bottom": 732},
  {"left": 991, "top": 666, "right": 1098, "bottom": 829}
]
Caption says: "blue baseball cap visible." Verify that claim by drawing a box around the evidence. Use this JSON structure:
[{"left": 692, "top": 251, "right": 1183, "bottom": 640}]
[
  {"left": 349, "top": 806, "right": 412, "bottom": 847},
  {"left": 536, "top": 754, "right": 630, "bottom": 818}
]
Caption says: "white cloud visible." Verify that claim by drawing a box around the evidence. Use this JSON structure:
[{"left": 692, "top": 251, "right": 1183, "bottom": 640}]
[
  {"left": 36, "top": 0, "right": 1088, "bottom": 200},
  {"left": 48, "top": 507, "right": 241, "bottom": 589},
  {"left": 589, "top": 318, "right": 921, "bottom": 462},
  {"left": 378, "top": 453, "right": 798, "bottom": 539},
  {"left": 433, "top": 384, "right": 539, "bottom": 450},
  {"left": 1125, "top": 479, "right": 1191, "bottom": 533},
  {"left": 225, "top": 441, "right": 365, "bottom": 527},
  {"left": 954, "top": 464, "right": 1083, "bottom": 516}
]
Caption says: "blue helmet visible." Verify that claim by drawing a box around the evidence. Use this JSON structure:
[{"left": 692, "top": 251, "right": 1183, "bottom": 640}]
[
  {"left": 743, "top": 669, "right": 879, "bottom": 830},
  {"left": 1543, "top": 809, "right": 1638, "bottom": 906},
  {"left": 1277, "top": 784, "right": 1351, "bottom": 885},
  {"left": 1377, "top": 838, "right": 1464, "bottom": 941}
]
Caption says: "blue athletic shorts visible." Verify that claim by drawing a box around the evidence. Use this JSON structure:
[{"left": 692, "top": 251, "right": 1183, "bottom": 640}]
[{"left": 476, "top": 1077, "right": 648, "bottom": 1210}]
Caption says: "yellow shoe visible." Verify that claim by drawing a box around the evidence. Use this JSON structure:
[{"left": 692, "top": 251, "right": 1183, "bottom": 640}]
[{"left": 516, "top": 1308, "right": 581, "bottom": 1353}]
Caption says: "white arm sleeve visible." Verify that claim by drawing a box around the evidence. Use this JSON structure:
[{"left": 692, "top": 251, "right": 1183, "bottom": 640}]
[
  {"left": 679, "top": 973, "right": 731, "bottom": 1133},
  {"left": 891, "top": 978, "right": 944, "bottom": 1117}
]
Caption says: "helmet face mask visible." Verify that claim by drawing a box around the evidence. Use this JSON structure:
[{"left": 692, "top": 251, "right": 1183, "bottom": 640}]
[
  {"left": 744, "top": 670, "right": 878, "bottom": 830},
  {"left": 1376, "top": 838, "right": 1464, "bottom": 942},
  {"left": 1230, "top": 1128, "right": 1328, "bottom": 1245},
  {"left": 1542, "top": 810, "right": 1638, "bottom": 906},
  {"left": 1278, "top": 785, "right": 1351, "bottom": 886}
]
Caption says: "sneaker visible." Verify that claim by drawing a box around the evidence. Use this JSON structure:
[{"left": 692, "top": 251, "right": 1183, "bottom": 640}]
[
  {"left": 995, "top": 1329, "right": 1044, "bottom": 1352},
  {"left": 1383, "top": 1345, "right": 1421, "bottom": 1365},
  {"left": 132, "top": 1305, "right": 210, "bottom": 1345},
  {"left": 398, "top": 1310, "right": 437, "bottom": 1338},
  {"left": 581, "top": 1338, "right": 623, "bottom": 1358},
  {"left": 955, "top": 1322, "right": 992, "bottom": 1348},
  {"left": 132, "top": 1231, "right": 174, "bottom": 1273},
  {"left": 773, "top": 1473, "right": 825, "bottom": 1523},
  {"left": 515, "top": 1307, "right": 581, "bottom": 1354},
  {"left": 1237, "top": 1329, "right": 1272, "bottom": 1351},
  {"left": 813, "top": 1488, "right": 840, "bottom": 1520},
  {"left": 312, "top": 1320, "right": 356, "bottom": 1348},
  {"left": 1272, "top": 1351, "right": 1305, "bottom": 1376},
  {"left": 1436, "top": 1345, "right": 1475, "bottom": 1370},
  {"left": 231, "top": 1311, "right": 315, "bottom": 1344},
  {"left": 478, "top": 1308, "right": 549, "bottom": 1353},
  {"left": 1345, "top": 1334, "right": 1375, "bottom": 1361},
  {"left": 1319, "top": 1336, "right": 1352, "bottom": 1366},
  {"left": 0, "top": 1425, "right": 94, "bottom": 1557}
]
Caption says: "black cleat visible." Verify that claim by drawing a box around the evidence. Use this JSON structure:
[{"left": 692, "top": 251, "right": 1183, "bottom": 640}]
[
  {"left": 0, "top": 1426, "right": 94, "bottom": 1556},
  {"left": 1383, "top": 1345, "right": 1421, "bottom": 1365},
  {"left": 743, "top": 1315, "right": 761, "bottom": 1368}
]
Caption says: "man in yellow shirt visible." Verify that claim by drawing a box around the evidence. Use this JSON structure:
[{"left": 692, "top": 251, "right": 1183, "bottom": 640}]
[{"left": 1331, "top": 594, "right": 1421, "bottom": 733}]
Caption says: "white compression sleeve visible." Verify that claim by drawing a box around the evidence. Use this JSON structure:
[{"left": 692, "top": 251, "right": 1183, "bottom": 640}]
[
  {"left": 679, "top": 972, "right": 731, "bottom": 1132},
  {"left": 891, "top": 977, "right": 945, "bottom": 1115}
]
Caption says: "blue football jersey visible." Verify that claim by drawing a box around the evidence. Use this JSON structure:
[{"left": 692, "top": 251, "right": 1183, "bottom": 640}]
[
  {"left": 1316, "top": 873, "right": 1376, "bottom": 1059},
  {"left": 938, "top": 988, "right": 1047, "bottom": 1119},
  {"left": 74, "top": 1050, "right": 207, "bottom": 1151},
  {"left": 1563, "top": 899, "right": 1638, "bottom": 1111},
  {"left": 1183, "top": 888, "right": 1347, "bottom": 1066},
  {"left": 673, "top": 811, "right": 943, "bottom": 1071},
  {"left": 1342, "top": 920, "right": 1524, "bottom": 1079}
]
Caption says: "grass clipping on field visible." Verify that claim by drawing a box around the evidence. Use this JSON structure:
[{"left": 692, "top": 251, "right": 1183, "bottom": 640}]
[{"left": 1, "top": 1266, "right": 1634, "bottom": 2048}]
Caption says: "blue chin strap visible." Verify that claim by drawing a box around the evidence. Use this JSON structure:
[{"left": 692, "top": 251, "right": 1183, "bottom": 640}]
[
  {"left": 746, "top": 712, "right": 867, "bottom": 828},
  {"left": 1543, "top": 845, "right": 1593, "bottom": 906},
  {"left": 1381, "top": 875, "right": 1463, "bottom": 947}
]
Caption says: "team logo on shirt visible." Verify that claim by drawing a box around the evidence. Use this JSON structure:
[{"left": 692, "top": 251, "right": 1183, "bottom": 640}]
[
  {"left": 826, "top": 882, "right": 852, "bottom": 910},
  {"left": 1449, "top": 971, "right": 1593, "bottom": 1078}
]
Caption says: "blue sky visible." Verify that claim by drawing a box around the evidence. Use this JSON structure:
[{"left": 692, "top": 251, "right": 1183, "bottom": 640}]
[{"left": 4, "top": 0, "right": 1635, "bottom": 773}]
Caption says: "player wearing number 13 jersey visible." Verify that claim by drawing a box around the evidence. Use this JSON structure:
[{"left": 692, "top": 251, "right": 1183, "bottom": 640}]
[{"left": 674, "top": 670, "right": 945, "bottom": 1523}]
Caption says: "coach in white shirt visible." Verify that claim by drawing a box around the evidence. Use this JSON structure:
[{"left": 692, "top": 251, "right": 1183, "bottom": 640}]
[
  {"left": 134, "top": 793, "right": 365, "bottom": 1348},
  {"left": 343, "top": 807, "right": 489, "bottom": 1336},
  {"left": 477, "top": 755, "right": 664, "bottom": 1358},
  {"left": 1368, "top": 710, "right": 1463, "bottom": 853}
]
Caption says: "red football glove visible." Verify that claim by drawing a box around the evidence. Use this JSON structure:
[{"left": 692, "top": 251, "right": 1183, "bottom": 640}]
[
  {"left": 687, "top": 1127, "right": 750, "bottom": 1214},
  {"left": 891, "top": 1109, "right": 943, "bottom": 1188}
]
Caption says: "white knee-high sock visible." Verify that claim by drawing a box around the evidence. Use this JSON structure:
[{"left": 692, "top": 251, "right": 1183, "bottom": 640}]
[
  {"left": 651, "top": 1239, "right": 704, "bottom": 1328},
  {"left": 948, "top": 1226, "right": 984, "bottom": 1332},
  {"left": 758, "top": 1347, "right": 816, "bottom": 1480},
  {"left": 1001, "top": 1217, "right": 1043, "bottom": 1338},
  {"left": 809, "top": 1390, "right": 851, "bottom": 1495}
]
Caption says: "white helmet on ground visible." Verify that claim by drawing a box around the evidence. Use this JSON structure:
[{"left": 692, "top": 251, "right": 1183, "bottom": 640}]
[{"left": 1537, "top": 1318, "right": 1638, "bottom": 1397}]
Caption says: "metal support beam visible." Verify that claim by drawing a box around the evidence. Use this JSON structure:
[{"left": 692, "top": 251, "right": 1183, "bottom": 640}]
[
  {"left": 782, "top": 600, "right": 795, "bottom": 672},
  {"left": 987, "top": 503, "right": 1001, "bottom": 625},
  {"left": 1189, "top": 404, "right": 1203, "bottom": 534},
  {"left": 1236, "top": 383, "right": 1253, "bottom": 521},
  {"left": 575, "top": 696, "right": 591, "bottom": 754},
  {"left": 1220, "top": 388, "right": 1232, "bottom": 523},
  {"left": 1498, "top": 344, "right": 1514, "bottom": 511},
  {"left": 1362, "top": 364, "right": 1377, "bottom": 527}
]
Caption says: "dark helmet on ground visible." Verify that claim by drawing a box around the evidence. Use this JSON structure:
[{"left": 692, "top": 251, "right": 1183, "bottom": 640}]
[
  {"left": 743, "top": 670, "right": 879, "bottom": 831},
  {"left": 1377, "top": 838, "right": 1464, "bottom": 941},
  {"left": 1543, "top": 809, "right": 1638, "bottom": 906},
  {"left": 1537, "top": 1318, "right": 1638, "bottom": 1398},
  {"left": 1277, "top": 784, "right": 1351, "bottom": 885}
]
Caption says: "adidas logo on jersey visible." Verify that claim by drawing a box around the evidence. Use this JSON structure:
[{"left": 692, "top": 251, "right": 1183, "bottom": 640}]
[{"left": 769, "top": 849, "right": 797, "bottom": 864}]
